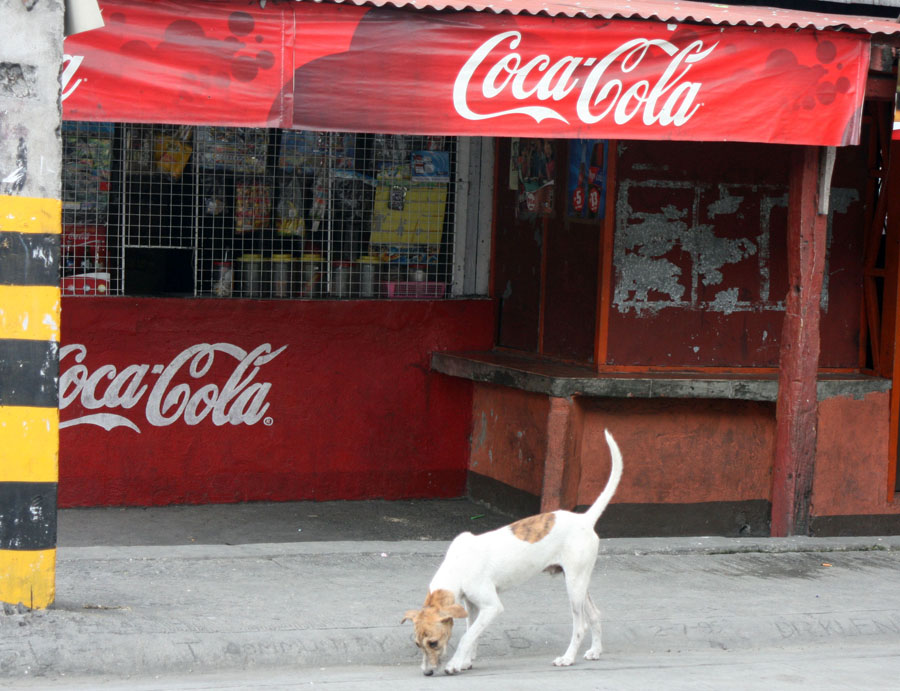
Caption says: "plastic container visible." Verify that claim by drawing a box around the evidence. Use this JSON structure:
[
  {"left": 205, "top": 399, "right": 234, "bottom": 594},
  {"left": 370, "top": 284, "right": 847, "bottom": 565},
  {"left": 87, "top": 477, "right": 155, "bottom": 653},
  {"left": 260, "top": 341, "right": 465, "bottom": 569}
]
[
  {"left": 269, "top": 254, "right": 296, "bottom": 298},
  {"left": 356, "top": 255, "right": 382, "bottom": 298},
  {"left": 213, "top": 261, "right": 233, "bottom": 297},
  {"left": 332, "top": 260, "right": 352, "bottom": 298},
  {"left": 298, "top": 254, "right": 323, "bottom": 298},
  {"left": 236, "top": 254, "right": 265, "bottom": 298}
]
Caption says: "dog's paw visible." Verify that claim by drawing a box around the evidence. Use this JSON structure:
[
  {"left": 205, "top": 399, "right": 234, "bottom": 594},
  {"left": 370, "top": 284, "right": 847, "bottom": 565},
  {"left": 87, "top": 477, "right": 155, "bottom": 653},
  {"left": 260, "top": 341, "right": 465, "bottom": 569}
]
[
  {"left": 444, "top": 658, "right": 472, "bottom": 675},
  {"left": 553, "top": 655, "right": 575, "bottom": 667},
  {"left": 584, "top": 649, "right": 603, "bottom": 661}
]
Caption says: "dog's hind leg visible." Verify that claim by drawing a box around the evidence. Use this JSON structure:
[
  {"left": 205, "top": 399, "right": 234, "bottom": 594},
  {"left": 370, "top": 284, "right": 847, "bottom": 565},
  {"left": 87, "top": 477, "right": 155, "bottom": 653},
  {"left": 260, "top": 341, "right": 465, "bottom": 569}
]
[
  {"left": 583, "top": 593, "right": 603, "bottom": 660},
  {"left": 554, "top": 569, "right": 592, "bottom": 666}
]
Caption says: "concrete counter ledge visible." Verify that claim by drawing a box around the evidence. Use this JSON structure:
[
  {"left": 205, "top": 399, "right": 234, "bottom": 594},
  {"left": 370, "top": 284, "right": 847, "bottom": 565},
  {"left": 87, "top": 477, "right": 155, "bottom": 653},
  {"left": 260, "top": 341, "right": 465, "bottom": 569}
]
[{"left": 430, "top": 351, "right": 892, "bottom": 402}]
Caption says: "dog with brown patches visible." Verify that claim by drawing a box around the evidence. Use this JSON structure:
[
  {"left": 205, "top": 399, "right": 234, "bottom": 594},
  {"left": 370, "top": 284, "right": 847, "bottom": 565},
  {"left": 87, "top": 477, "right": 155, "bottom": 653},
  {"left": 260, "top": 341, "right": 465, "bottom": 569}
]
[{"left": 402, "top": 429, "right": 623, "bottom": 676}]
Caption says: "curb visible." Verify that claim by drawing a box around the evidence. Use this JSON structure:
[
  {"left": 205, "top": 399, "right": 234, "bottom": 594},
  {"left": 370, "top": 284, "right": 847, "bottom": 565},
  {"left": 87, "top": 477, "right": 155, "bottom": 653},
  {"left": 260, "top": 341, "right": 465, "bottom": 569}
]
[{"left": 56, "top": 534, "right": 900, "bottom": 562}]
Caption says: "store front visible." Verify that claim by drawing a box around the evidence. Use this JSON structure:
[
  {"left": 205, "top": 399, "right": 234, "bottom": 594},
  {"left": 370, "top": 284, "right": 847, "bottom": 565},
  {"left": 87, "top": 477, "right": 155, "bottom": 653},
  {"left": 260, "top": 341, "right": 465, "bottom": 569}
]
[{"left": 59, "top": 0, "right": 900, "bottom": 535}]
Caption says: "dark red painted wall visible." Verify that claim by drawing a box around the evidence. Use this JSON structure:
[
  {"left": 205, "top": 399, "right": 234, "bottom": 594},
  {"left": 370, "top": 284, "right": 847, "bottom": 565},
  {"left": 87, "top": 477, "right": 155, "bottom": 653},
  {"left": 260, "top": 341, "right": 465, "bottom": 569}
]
[
  {"left": 493, "top": 137, "right": 867, "bottom": 368},
  {"left": 59, "top": 297, "right": 494, "bottom": 507},
  {"left": 608, "top": 140, "right": 866, "bottom": 367}
]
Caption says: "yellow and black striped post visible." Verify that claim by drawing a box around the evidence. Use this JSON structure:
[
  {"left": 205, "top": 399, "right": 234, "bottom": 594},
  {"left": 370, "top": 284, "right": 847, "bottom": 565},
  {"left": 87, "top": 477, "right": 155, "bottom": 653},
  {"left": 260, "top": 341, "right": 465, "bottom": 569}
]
[{"left": 0, "top": 194, "right": 61, "bottom": 610}]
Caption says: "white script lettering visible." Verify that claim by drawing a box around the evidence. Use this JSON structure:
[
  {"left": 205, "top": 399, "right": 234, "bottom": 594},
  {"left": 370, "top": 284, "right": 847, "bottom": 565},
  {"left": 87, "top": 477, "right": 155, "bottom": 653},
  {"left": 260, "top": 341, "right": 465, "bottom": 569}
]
[
  {"left": 453, "top": 33, "right": 717, "bottom": 127},
  {"left": 58, "top": 342, "right": 288, "bottom": 432},
  {"left": 61, "top": 54, "right": 85, "bottom": 102}
]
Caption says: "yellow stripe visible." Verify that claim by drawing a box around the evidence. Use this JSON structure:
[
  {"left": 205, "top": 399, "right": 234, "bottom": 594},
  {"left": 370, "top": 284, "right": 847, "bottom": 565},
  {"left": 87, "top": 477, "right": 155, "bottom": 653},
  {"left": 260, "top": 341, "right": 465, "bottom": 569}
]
[
  {"left": 0, "top": 407, "right": 58, "bottom": 483},
  {"left": 0, "top": 195, "right": 61, "bottom": 234},
  {"left": 0, "top": 285, "right": 60, "bottom": 341},
  {"left": 0, "top": 548, "right": 55, "bottom": 609}
]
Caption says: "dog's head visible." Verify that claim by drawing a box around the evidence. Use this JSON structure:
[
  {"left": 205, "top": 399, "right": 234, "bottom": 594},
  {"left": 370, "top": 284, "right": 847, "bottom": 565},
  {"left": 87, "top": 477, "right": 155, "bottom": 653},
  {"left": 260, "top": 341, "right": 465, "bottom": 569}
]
[{"left": 401, "top": 589, "right": 467, "bottom": 675}]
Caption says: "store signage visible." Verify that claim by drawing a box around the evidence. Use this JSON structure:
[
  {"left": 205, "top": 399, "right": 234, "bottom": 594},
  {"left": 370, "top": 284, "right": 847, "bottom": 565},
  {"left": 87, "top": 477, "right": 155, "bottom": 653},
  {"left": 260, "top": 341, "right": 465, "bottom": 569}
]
[
  {"left": 56, "top": 297, "right": 493, "bottom": 507},
  {"left": 61, "top": 54, "right": 85, "bottom": 101},
  {"left": 62, "top": 0, "right": 870, "bottom": 145},
  {"left": 59, "top": 342, "right": 287, "bottom": 432},
  {"left": 453, "top": 33, "right": 714, "bottom": 128}
]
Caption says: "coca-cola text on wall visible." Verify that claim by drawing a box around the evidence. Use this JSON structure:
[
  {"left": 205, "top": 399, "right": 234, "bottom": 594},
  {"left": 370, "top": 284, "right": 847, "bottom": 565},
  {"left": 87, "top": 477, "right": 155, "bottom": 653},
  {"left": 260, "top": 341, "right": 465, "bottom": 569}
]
[
  {"left": 59, "top": 343, "right": 288, "bottom": 433},
  {"left": 453, "top": 32, "right": 717, "bottom": 127}
]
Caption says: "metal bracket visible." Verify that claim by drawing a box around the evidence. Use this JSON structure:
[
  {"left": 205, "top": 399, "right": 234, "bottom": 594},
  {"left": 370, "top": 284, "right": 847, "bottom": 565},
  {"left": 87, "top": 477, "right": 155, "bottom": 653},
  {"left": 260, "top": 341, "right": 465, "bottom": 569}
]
[{"left": 817, "top": 146, "right": 836, "bottom": 216}]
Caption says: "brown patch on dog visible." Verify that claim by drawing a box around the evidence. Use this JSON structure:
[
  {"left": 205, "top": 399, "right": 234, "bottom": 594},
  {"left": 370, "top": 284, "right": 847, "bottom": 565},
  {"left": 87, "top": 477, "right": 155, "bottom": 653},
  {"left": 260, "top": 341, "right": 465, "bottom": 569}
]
[
  {"left": 543, "top": 564, "right": 563, "bottom": 575},
  {"left": 423, "top": 589, "right": 457, "bottom": 610},
  {"left": 510, "top": 512, "right": 556, "bottom": 543}
]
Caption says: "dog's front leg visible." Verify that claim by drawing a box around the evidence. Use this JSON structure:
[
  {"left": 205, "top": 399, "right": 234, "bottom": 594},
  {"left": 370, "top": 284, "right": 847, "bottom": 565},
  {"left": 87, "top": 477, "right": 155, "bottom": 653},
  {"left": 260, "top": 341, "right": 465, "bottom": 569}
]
[
  {"left": 445, "top": 599, "right": 502, "bottom": 675},
  {"left": 462, "top": 597, "right": 480, "bottom": 663}
]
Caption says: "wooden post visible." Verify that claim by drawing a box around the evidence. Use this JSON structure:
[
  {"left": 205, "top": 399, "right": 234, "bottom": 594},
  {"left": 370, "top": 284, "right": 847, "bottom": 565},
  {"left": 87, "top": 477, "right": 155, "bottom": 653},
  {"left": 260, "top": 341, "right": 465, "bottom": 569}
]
[
  {"left": 771, "top": 146, "right": 830, "bottom": 537},
  {"left": 884, "top": 140, "right": 900, "bottom": 498}
]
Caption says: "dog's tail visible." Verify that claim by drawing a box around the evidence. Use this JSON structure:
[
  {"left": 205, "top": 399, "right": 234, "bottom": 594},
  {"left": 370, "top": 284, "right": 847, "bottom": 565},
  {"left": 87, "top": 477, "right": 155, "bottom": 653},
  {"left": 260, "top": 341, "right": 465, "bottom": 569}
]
[{"left": 583, "top": 429, "right": 623, "bottom": 527}]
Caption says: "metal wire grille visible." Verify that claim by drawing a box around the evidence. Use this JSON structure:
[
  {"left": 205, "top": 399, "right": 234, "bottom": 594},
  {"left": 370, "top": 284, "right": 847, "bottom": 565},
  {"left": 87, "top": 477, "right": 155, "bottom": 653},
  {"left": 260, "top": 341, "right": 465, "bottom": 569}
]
[{"left": 60, "top": 122, "right": 458, "bottom": 299}]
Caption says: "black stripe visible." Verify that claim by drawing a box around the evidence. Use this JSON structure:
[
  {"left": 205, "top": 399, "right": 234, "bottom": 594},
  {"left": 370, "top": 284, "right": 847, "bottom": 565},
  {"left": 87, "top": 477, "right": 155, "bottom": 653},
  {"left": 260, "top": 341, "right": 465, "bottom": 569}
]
[
  {"left": 0, "top": 339, "right": 58, "bottom": 407},
  {"left": 467, "top": 471, "right": 541, "bottom": 518},
  {"left": 811, "top": 514, "right": 900, "bottom": 537},
  {"left": 0, "top": 482, "right": 57, "bottom": 550},
  {"left": 584, "top": 501, "right": 771, "bottom": 538},
  {"left": 0, "top": 232, "right": 60, "bottom": 286}
]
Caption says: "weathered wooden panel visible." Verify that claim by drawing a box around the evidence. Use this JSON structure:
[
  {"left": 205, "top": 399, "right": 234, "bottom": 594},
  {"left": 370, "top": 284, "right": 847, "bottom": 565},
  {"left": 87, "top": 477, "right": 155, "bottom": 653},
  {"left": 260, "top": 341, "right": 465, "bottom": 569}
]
[
  {"left": 493, "top": 138, "right": 543, "bottom": 352},
  {"left": 607, "top": 140, "right": 865, "bottom": 367},
  {"left": 542, "top": 217, "right": 600, "bottom": 362}
]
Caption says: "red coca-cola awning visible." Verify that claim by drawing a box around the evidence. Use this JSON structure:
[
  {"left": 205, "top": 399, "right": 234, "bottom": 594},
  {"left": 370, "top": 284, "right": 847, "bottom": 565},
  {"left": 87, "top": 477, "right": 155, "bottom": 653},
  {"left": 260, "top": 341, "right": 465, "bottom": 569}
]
[{"left": 61, "top": 0, "right": 894, "bottom": 145}]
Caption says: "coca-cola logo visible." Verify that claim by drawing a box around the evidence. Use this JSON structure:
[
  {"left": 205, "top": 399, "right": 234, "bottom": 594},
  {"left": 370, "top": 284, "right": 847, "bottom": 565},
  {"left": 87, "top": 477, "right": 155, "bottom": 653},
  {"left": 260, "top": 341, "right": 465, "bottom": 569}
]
[
  {"left": 61, "top": 54, "right": 85, "bottom": 102},
  {"left": 59, "top": 342, "right": 287, "bottom": 433},
  {"left": 453, "top": 33, "right": 716, "bottom": 127}
]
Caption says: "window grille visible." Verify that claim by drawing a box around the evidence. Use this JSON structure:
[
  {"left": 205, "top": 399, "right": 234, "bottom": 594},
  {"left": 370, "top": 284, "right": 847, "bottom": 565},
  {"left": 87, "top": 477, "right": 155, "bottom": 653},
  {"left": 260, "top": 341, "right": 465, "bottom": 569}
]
[{"left": 60, "top": 121, "right": 458, "bottom": 299}]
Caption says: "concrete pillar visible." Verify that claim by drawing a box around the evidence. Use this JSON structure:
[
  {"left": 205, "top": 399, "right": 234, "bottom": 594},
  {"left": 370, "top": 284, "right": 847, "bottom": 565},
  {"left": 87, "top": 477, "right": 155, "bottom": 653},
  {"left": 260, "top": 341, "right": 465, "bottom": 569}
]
[
  {"left": 0, "top": 0, "right": 64, "bottom": 609},
  {"left": 540, "top": 396, "right": 582, "bottom": 513}
]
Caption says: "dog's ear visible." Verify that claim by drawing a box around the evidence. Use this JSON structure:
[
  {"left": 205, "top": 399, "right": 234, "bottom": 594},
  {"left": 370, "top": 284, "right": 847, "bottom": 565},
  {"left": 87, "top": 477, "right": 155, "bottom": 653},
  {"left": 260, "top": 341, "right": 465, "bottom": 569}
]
[
  {"left": 401, "top": 609, "right": 419, "bottom": 624},
  {"left": 439, "top": 604, "right": 468, "bottom": 621}
]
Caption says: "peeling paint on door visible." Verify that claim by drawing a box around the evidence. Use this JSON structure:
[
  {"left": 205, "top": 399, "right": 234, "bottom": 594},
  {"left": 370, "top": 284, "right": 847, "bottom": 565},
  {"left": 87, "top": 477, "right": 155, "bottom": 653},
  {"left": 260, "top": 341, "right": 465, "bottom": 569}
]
[{"left": 614, "top": 179, "right": 852, "bottom": 316}]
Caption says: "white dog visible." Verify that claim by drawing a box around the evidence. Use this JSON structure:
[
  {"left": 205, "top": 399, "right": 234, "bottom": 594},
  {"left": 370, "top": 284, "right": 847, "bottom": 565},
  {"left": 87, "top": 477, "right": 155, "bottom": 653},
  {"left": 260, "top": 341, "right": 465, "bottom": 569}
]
[{"left": 402, "top": 429, "right": 623, "bottom": 675}]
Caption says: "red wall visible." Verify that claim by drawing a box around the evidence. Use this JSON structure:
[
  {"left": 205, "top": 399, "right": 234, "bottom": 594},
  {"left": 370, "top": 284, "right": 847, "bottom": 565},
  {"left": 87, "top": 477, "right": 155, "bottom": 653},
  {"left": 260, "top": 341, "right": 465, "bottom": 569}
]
[
  {"left": 469, "top": 384, "right": 775, "bottom": 508},
  {"left": 812, "top": 392, "right": 900, "bottom": 517},
  {"left": 578, "top": 398, "right": 775, "bottom": 505},
  {"left": 470, "top": 385, "right": 549, "bottom": 497},
  {"left": 59, "top": 297, "right": 494, "bottom": 507}
]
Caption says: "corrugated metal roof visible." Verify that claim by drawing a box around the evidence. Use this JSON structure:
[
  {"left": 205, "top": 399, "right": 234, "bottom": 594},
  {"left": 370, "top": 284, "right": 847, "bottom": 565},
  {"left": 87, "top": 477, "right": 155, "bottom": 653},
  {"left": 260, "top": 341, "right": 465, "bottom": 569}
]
[{"left": 310, "top": 0, "right": 900, "bottom": 35}]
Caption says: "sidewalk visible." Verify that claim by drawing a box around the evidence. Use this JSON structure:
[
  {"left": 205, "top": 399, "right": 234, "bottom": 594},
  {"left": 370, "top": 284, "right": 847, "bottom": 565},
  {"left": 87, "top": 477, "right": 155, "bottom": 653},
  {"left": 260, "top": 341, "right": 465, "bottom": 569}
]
[{"left": 2, "top": 500, "right": 900, "bottom": 680}]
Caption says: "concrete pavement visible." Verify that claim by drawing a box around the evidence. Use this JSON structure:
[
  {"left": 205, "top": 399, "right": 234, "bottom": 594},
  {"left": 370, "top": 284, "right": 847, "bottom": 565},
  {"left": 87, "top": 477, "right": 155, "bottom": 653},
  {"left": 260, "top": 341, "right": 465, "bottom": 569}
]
[{"left": 2, "top": 501, "right": 900, "bottom": 682}]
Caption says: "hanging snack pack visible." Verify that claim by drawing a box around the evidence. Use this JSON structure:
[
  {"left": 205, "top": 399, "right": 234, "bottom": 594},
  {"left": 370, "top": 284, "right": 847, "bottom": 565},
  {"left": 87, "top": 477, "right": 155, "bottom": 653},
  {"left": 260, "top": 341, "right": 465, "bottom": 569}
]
[
  {"left": 153, "top": 125, "right": 193, "bottom": 180},
  {"left": 277, "top": 176, "right": 306, "bottom": 236},
  {"left": 61, "top": 121, "right": 114, "bottom": 219},
  {"left": 195, "top": 126, "right": 267, "bottom": 174},
  {"left": 280, "top": 130, "right": 328, "bottom": 175},
  {"left": 371, "top": 148, "right": 448, "bottom": 255},
  {"left": 235, "top": 183, "right": 272, "bottom": 234}
]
